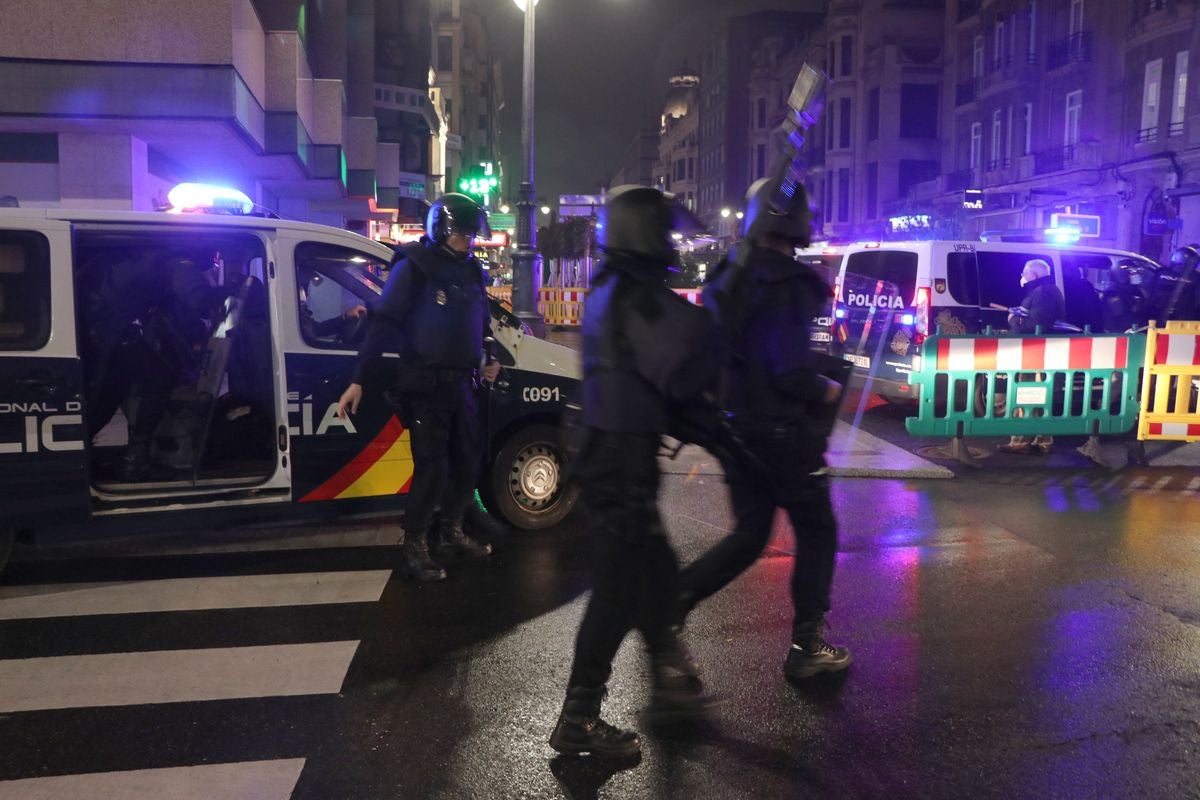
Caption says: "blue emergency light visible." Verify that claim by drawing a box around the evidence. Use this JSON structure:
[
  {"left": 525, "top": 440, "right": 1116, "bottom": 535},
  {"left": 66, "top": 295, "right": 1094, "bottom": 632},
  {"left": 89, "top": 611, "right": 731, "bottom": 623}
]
[{"left": 167, "top": 183, "right": 255, "bottom": 215}]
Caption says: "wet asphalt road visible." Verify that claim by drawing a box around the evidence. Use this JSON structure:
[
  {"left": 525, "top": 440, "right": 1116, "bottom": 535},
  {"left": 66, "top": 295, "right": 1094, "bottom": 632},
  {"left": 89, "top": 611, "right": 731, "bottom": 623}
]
[{"left": 3, "top": 466, "right": 1199, "bottom": 799}]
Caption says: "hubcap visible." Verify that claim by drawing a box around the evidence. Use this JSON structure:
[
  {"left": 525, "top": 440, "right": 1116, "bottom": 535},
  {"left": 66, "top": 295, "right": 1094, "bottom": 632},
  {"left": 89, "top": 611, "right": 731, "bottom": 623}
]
[{"left": 511, "top": 445, "right": 560, "bottom": 510}]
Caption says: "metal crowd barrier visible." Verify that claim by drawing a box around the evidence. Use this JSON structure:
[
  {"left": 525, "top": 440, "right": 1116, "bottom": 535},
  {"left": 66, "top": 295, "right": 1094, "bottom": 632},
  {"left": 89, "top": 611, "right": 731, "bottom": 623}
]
[
  {"left": 905, "top": 331, "right": 1146, "bottom": 443},
  {"left": 1137, "top": 321, "right": 1200, "bottom": 441}
]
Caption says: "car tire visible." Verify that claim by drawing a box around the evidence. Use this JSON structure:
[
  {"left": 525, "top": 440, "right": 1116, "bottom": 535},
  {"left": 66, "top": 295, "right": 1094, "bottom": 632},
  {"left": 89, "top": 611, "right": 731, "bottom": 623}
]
[{"left": 487, "top": 424, "right": 578, "bottom": 530}]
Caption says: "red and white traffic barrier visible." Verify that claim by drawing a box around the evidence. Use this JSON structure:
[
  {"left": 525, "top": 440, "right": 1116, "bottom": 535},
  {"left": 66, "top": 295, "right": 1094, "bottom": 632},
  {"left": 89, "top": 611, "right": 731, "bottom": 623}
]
[{"left": 935, "top": 336, "right": 1132, "bottom": 372}]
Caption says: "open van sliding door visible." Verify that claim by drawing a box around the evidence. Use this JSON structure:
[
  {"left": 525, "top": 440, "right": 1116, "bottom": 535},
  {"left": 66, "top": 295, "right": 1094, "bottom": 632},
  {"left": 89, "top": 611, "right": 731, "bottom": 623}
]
[
  {"left": 73, "top": 226, "right": 289, "bottom": 509},
  {"left": 0, "top": 218, "right": 90, "bottom": 550}
]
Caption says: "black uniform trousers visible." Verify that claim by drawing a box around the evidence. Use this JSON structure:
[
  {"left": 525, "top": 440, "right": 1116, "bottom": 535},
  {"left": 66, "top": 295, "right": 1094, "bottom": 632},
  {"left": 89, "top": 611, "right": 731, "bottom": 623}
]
[
  {"left": 567, "top": 430, "right": 679, "bottom": 689},
  {"left": 678, "top": 419, "right": 838, "bottom": 641},
  {"left": 399, "top": 371, "right": 482, "bottom": 539}
]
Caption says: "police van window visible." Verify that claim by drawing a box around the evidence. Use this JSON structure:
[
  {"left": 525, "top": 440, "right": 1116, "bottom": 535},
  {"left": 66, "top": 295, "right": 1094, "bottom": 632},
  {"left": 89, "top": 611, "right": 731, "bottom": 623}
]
[
  {"left": 1061, "top": 253, "right": 1111, "bottom": 287},
  {"left": 0, "top": 231, "right": 51, "bottom": 350},
  {"left": 294, "top": 243, "right": 387, "bottom": 349},
  {"left": 975, "top": 251, "right": 1045, "bottom": 310},
  {"left": 946, "top": 252, "right": 980, "bottom": 305},
  {"left": 843, "top": 250, "right": 917, "bottom": 303}
]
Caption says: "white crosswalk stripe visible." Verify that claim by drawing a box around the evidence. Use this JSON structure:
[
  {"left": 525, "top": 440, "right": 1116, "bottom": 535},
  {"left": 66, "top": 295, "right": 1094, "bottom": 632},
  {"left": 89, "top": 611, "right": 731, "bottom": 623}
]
[
  {"left": 0, "top": 759, "right": 306, "bottom": 800},
  {"left": 0, "top": 569, "right": 392, "bottom": 620},
  {"left": 0, "top": 641, "right": 360, "bottom": 713},
  {"left": 0, "top": 567, "right": 392, "bottom": 796}
]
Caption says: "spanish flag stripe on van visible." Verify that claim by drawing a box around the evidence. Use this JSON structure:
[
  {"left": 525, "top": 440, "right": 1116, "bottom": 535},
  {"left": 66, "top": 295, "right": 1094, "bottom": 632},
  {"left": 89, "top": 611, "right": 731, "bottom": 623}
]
[{"left": 300, "top": 415, "right": 410, "bottom": 502}]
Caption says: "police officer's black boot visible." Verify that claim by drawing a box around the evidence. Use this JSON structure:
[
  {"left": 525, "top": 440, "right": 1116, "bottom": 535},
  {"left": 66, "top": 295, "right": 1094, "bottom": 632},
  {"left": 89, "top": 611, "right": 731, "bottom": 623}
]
[
  {"left": 784, "top": 617, "right": 852, "bottom": 680},
  {"left": 436, "top": 516, "right": 493, "bottom": 560},
  {"left": 400, "top": 529, "right": 446, "bottom": 582},
  {"left": 464, "top": 502, "right": 511, "bottom": 539},
  {"left": 646, "top": 628, "right": 712, "bottom": 722},
  {"left": 549, "top": 686, "right": 641, "bottom": 759}
]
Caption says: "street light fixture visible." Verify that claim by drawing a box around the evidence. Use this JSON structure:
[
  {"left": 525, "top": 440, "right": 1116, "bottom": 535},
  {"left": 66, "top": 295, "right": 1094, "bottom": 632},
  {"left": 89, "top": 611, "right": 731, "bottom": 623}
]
[
  {"left": 511, "top": 0, "right": 545, "bottom": 335},
  {"left": 540, "top": 205, "right": 551, "bottom": 215},
  {"left": 500, "top": 204, "right": 511, "bottom": 214},
  {"left": 720, "top": 208, "right": 731, "bottom": 218}
]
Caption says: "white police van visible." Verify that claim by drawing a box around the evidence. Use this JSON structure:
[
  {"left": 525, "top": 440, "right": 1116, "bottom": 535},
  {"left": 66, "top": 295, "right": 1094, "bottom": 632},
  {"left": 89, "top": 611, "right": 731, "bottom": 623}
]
[
  {"left": 823, "top": 239, "right": 1161, "bottom": 402},
  {"left": 0, "top": 197, "right": 581, "bottom": 573}
]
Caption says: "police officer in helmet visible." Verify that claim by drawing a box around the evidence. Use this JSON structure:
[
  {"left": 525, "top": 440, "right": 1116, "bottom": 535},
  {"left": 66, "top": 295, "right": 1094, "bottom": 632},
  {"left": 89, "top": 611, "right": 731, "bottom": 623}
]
[
  {"left": 676, "top": 176, "right": 852, "bottom": 681},
  {"left": 337, "top": 193, "right": 500, "bottom": 582},
  {"left": 549, "top": 185, "right": 717, "bottom": 759}
]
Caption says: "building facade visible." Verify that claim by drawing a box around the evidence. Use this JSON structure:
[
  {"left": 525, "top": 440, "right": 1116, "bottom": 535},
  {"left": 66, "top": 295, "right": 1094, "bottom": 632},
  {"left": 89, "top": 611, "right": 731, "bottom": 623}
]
[
  {"left": 653, "top": 68, "right": 700, "bottom": 212},
  {"left": 0, "top": 0, "right": 507, "bottom": 234}
]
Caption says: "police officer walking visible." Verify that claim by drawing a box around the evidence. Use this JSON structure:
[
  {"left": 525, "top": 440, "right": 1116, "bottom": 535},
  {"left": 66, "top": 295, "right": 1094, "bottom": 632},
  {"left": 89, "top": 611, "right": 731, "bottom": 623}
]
[
  {"left": 549, "top": 186, "right": 716, "bottom": 759},
  {"left": 675, "top": 178, "right": 852, "bottom": 682},
  {"left": 337, "top": 193, "right": 500, "bottom": 582}
]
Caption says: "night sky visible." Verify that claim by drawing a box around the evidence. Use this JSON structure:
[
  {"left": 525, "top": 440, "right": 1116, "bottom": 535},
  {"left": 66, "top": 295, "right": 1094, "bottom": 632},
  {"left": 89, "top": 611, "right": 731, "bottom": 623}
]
[{"left": 490, "top": 0, "right": 828, "bottom": 205}]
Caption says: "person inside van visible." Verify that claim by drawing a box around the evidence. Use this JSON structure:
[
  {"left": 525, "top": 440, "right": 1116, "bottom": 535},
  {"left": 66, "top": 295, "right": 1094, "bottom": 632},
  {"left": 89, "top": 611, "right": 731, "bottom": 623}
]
[
  {"left": 1102, "top": 261, "right": 1146, "bottom": 333},
  {"left": 998, "top": 259, "right": 1065, "bottom": 455}
]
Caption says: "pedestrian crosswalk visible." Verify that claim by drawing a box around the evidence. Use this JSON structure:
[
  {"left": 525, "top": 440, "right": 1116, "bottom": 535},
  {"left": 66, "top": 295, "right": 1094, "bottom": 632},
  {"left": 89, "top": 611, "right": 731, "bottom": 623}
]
[{"left": 0, "top": 567, "right": 393, "bottom": 798}]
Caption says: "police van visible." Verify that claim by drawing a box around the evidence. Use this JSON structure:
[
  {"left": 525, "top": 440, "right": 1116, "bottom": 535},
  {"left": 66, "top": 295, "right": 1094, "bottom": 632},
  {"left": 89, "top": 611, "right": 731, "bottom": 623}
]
[
  {"left": 823, "top": 239, "right": 1161, "bottom": 402},
  {"left": 0, "top": 199, "right": 581, "bottom": 572}
]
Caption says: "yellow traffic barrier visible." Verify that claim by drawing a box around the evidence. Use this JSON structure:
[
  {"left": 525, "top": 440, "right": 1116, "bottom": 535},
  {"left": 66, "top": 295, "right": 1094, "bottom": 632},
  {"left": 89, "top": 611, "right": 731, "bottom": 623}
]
[
  {"left": 486, "top": 286, "right": 512, "bottom": 307},
  {"left": 1137, "top": 321, "right": 1200, "bottom": 441}
]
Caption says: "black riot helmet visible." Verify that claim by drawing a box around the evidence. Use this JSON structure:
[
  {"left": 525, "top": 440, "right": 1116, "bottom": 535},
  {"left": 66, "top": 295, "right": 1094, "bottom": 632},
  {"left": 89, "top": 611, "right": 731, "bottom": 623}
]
[
  {"left": 599, "top": 185, "right": 705, "bottom": 263},
  {"left": 1169, "top": 243, "right": 1200, "bottom": 275},
  {"left": 740, "top": 177, "right": 813, "bottom": 247},
  {"left": 425, "top": 193, "right": 491, "bottom": 248}
]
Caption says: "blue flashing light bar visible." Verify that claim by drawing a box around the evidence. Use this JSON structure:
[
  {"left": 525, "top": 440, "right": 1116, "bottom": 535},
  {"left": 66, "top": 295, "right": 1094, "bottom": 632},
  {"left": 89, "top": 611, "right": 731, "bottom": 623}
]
[
  {"left": 1043, "top": 226, "right": 1082, "bottom": 245},
  {"left": 167, "top": 183, "right": 254, "bottom": 215}
]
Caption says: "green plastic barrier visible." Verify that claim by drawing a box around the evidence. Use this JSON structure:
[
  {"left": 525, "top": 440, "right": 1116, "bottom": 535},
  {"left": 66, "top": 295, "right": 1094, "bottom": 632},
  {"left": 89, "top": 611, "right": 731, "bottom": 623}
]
[{"left": 905, "top": 331, "right": 1145, "bottom": 438}]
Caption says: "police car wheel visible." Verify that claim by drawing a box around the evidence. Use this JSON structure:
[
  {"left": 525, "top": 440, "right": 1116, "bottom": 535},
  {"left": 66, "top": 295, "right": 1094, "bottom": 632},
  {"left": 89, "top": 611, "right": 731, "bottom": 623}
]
[
  {"left": 0, "top": 528, "right": 14, "bottom": 575},
  {"left": 488, "top": 424, "right": 578, "bottom": 530}
]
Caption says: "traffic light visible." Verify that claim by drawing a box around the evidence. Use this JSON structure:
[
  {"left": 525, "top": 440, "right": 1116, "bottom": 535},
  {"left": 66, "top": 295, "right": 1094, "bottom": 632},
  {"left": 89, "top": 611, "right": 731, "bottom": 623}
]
[{"left": 457, "top": 162, "right": 499, "bottom": 206}]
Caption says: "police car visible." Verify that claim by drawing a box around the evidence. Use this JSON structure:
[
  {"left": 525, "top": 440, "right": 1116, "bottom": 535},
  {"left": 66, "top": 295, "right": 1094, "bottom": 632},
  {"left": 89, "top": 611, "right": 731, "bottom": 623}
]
[
  {"left": 820, "top": 238, "right": 1161, "bottom": 402},
  {"left": 0, "top": 189, "right": 581, "bottom": 573}
]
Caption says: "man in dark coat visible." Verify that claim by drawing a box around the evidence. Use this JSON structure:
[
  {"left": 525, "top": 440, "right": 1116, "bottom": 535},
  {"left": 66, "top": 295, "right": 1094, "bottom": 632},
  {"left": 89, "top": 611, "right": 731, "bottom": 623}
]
[
  {"left": 675, "top": 178, "right": 851, "bottom": 682},
  {"left": 998, "top": 258, "right": 1065, "bottom": 454},
  {"left": 548, "top": 185, "right": 716, "bottom": 760}
]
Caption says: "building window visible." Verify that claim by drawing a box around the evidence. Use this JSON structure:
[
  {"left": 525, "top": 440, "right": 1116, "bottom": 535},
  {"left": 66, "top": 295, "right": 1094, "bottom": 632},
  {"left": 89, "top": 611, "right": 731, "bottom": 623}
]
[
  {"left": 1064, "top": 90, "right": 1082, "bottom": 147},
  {"left": 900, "top": 84, "right": 938, "bottom": 139},
  {"left": 828, "top": 41, "right": 835, "bottom": 76},
  {"left": 970, "top": 122, "right": 982, "bottom": 168},
  {"left": 756, "top": 97, "right": 767, "bottom": 129},
  {"left": 1171, "top": 51, "right": 1188, "bottom": 136},
  {"left": 1006, "top": 105, "right": 1014, "bottom": 161},
  {"left": 755, "top": 144, "right": 766, "bottom": 179},
  {"left": 839, "top": 97, "right": 851, "bottom": 149},
  {"left": 1141, "top": 59, "right": 1162, "bottom": 141},
  {"left": 478, "top": 113, "right": 487, "bottom": 130},
  {"left": 868, "top": 87, "right": 880, "bottom": 142},
  {"left": 1023, "top": 102, "right": 1033, "bottom": 154},
  {"left": 866, "top": 162, "right": 878, "bottom": 219},
  {"left": 841, "top": 35, "right": 853, "bottom": 76},
  {"left": 437, "top": 35, "right": 453, "bottom": 72},
  {"left": 837, "top": 168, "right": 850, "bottom": 222},
  {"left": 973, "top": 35, "right": 985, "bottom": 78},
  {"left": 990, "top": 109, "right": 1003, "bottom": 167},
  {"left": 1069, "top": 0, "right": 1084, "bottom": 35},
  {"left": 687, "top": 157, "right": 694, "bottom": 179},
  {"left": 1028, "top": 0, "right": 1037, "bottom": 60},
  {"left": 993, "top": 17, "right": 1007, "bottom": 70}
]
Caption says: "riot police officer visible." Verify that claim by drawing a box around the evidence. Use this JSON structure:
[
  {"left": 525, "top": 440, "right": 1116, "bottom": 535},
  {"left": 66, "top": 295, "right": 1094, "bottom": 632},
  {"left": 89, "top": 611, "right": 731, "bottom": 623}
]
[
  {"left": 337, "top": 193, "right": 500, "bottom": 582},
  {"left": 675, "top": 177, "right": 851, "bottom": 681},
  {"left": 549, "top": 185, "right": 716, "bottom": 759}
]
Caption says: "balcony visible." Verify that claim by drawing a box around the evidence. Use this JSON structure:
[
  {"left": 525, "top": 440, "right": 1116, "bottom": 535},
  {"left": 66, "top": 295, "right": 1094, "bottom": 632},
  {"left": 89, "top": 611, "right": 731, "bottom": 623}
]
[
  {"left": 1136, "top": 126, "right": 1159, "bottom": 144},
  {"left": 1046, "top": 32, "right": 1091, "bottom": 71},
  {"left": 985, "top": 157, "right": 1011, "bottom": 172},
  {"left": 1169, "top": 121, "right": 1185, "bottom": 138},
  {"left": 1033, "top": 144, "right": 1094, "bottom": 174}
]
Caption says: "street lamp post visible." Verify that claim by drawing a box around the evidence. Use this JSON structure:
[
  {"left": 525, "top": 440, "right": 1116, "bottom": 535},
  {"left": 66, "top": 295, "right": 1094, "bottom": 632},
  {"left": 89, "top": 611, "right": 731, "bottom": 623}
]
[{"left": 512, "top": 0, "right": 545, "bottom": 337}]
